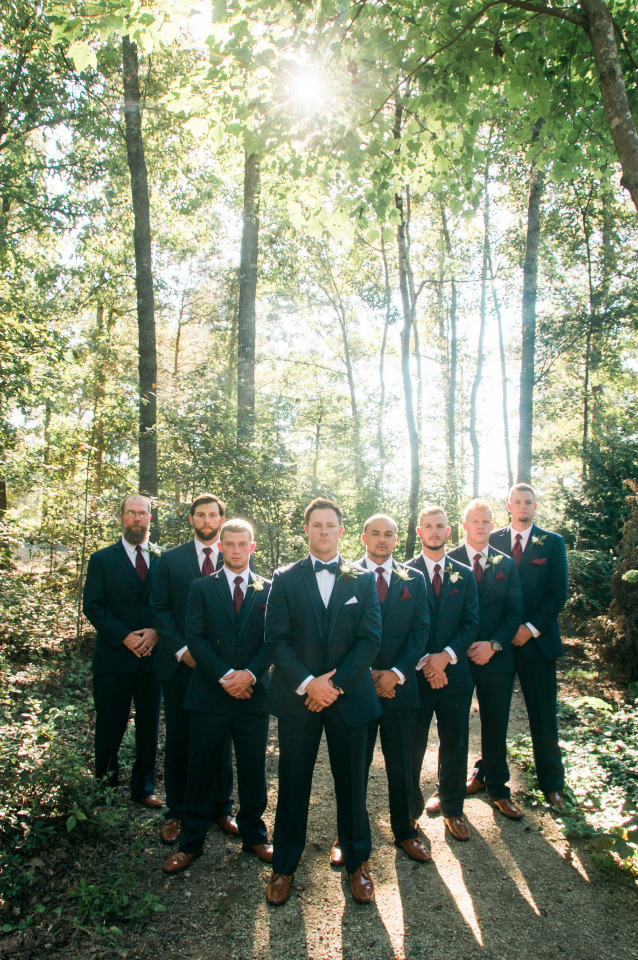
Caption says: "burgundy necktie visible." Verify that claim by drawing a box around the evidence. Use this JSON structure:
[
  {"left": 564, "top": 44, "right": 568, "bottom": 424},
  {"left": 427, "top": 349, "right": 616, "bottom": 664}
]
[
  {"left": 233, "top": 576, "right": 244, "bottom": 614},
  {"left": 513, "top": 534, "right": 523, "bottom": 567},
  {"left": 432, "top": 563, "right": 442, "bottom": 597},
  {"left": 375, "top": 566, "right": 388, "bottom": 603},
  {"left": 473, "top": 553, "right": 483, "bottom": 583},
  {"left": 135, "top": 544, "right": 147, "bottom": 582},
  {"left": 202, "top": 547, "right": 214, "bottom": 576}
]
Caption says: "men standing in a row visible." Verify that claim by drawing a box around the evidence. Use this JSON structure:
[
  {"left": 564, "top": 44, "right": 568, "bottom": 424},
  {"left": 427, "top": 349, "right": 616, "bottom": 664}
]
[
  {"left": 163, "top": 520, "right": 273, "bottom": 873},
  {"left": 357, "top": 514, "right": 430, "bottom": 862},
  {"left": 264, "top": 498, "right": 382, "bottom": 905},
  {"left": 407, "top": 506, "right": 479, "bottom": 840},
  {"left": 448, "top": 500, "right": 524, "bottom": 818},
  {"left": 151, "top": 494, "right": 235, "bottom": 845},
  {"left": 490, "top": 484, "right": 569, "bottom": 808},
  {"left": 83, "top": 495, "right": 162, "bottom": 808}
]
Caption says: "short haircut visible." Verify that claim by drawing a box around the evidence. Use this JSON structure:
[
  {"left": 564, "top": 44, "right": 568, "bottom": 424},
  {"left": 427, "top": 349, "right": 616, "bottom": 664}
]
[
  {"left": 304, "top": 497, "right": 343, "bottom": 525},
  {"left": 190, "top": 493, "right": 226, "bottom": 517},
  {"left": 363, "top": 513, "right": 397, "bottom": 534},
  {"left": 418, "top": 504, "right": 447, "bottom": 525},
  {"left": 120, "top": 494, "right": 151, "bottom": 515},
  {"left": 508, "top": 482, "right": 535, "bottom": 501},
  {"left": 463, "top": 498, "right": 493, "bottom": 521},
  {"left": 220, "top": 519, "right": 254, "bottom": 541}
]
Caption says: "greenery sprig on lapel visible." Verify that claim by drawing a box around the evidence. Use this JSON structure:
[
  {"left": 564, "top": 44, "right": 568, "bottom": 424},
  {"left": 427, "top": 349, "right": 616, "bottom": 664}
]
[
  {"left": 531, "top": 534, "right": 547, "bottom": 546},
  {"left": 148, "top": 542, "right": 162, "bottom": 558},
  {"left": 248, "top": 577, "right": 266, "bottom": 592},
  {"left": 445, "top": 563, "right": 462, "bottom": 583},
  {"left": 486, "top": 554, "right": 503, "bottom": 568},
  {"left": 393, "top": 566, "right": 413, "bottom": 582},
  {"left": 338, "top": 562, "right": 359, "bottom": 581}
]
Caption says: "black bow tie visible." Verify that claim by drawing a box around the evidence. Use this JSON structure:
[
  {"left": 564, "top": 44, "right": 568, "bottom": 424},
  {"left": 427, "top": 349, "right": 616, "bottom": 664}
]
[{"left": 314, "top": 560, "right": 340, "bottom": 575}]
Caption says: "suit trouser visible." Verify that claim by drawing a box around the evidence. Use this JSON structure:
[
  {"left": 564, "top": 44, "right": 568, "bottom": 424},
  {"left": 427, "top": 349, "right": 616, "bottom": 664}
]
[
  {"left": 514, "top": 651, "right": 565, "bottom": 793},
  {"left": 93, "top": 670, "right": 161, "bottom": 800},
  {"left": 273, "top": 708, "right": 371, "bottom": 876},
  {"left": 470, "top": 671, "right": 515, "bottom": 800},
  {"left": 162, "top": 681, "right": 233, "bottom": 822},
  {"left": 366, "top": 706, "right": 418, "bottom": 843},
  {"left": 412, "top": 689, "right": 472, "bottom": 819},
  {"left": 179, "top": 707, "right": 269, "bottom": 853}
]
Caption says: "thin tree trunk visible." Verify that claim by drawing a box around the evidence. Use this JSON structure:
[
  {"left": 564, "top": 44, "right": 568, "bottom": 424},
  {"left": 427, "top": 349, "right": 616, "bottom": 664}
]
[
  {"left": 517, "top": 128, "right": 544, "bottom": 484},
  {"left": 440, "top": 203, "right": 459, "bottom": 520},
  {"left": 377, "top": 234, "right": 392, "bottom": 481},
  {"left": 470, "top": 157, "right": 490, "bottom": 497},
  {"left": 487, "top": 246, "right": 514, "bottom": 491},
  {"left": 237, "top": 150, "right": 260, "bottom": 444},
  {"left": 121, "top": 36, "right": 158, "bottom": 539}
]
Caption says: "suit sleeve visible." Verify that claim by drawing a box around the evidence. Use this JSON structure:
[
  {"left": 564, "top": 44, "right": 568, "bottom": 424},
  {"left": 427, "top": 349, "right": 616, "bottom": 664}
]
[
  {"left": 265, "top": 570, "right": 316, "bottom": 689},
  {"left": 150, "top": 552, "right": 185, "bottom": 657},
  {"left": 82, "top": 551, "right": 131, "bottom": 647},
  {"left": 492, "top": 562, "right": 523, "bottom": 648},
  {"left": 185, "top": 581, "right": 232, "bottom": 685},
  {"left": 528, "top": 535, "right": 569, "bottom": 634},
  {"left": 448, "top": 572, "right": 479, "bottom": 659},
  {"left": 331, "top": 573, "right": 382, "bottom": 694},
  {"left": 393, "top": 572, "right": 429, "bottom": 677}
]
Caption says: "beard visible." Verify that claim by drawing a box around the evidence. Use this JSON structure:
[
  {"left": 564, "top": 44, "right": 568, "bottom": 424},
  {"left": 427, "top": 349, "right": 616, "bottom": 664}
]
[
  {"left": 194, "top": 524, "right": 222, "bottom": 543},
  {"left": 123, "top": 525, "right": 148, "bottom": 546}
]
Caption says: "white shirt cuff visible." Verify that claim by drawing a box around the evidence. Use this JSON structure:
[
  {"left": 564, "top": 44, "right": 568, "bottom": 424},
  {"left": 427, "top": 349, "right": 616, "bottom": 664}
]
[
  {"left": 526, "top": 622, "right": 540, "bottom": 638},
  {"left": 175, "top": 645, "right": 188, "bottom": 661},
  {"left": 219, "top": 668, "right": 233, "bottom": 684},
  {"left": 391, "top": 667, "right": 405, "bottom": 684},
  {"left": 416, "top": 655, "right": 429, "bottom": 670},
  {"left": 296, "top": 675, "right": 314, "bottom": 695},
  {"left": 444, "top": 646, "right": 458, "bottom": 665}
]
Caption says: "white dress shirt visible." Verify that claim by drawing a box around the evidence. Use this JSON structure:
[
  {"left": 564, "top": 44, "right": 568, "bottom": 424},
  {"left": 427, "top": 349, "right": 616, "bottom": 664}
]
[
  {"left": 464, "top": 543, "right": 488, "bottom": 570},
  {"left": 509, "top": 525, "right": 540, "bottom": 636},
  {"left": 296, "top": 553, "right": 340, "bottom": 695},
  {"left": 364, "top": 555, "right": 404, "bottom": 684},
  {"left": 219, "top": 565, "right": 255, "bottom": 685},
  {"left": 416, "top": 552, "right": 457, "bottom": 666},
  {"left": 121, "top": 535, "right": 149, "bottom": 568}
]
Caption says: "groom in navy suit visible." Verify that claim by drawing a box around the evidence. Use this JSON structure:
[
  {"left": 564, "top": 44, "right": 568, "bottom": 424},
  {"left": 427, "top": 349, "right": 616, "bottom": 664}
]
[
  {"left": 490, "top": 483, "right": 569, "bottom": 808},
  {"left": 264, "top": 498, "right": 382, "bottom": 905},
  {"left": 151, "top": 494, "right": 235, "bottom": 845},
  {"left": 83, "top": 494, "right": 163, "bottom": 807}
]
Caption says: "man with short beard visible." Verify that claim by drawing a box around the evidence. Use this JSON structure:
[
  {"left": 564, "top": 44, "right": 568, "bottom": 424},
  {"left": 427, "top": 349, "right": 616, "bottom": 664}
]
[
  {"left": 151, "top": 494, "right": 236, "bottom": 845},
  {"left": 83, "top": 495, "right": 163, "bottom": 807}
]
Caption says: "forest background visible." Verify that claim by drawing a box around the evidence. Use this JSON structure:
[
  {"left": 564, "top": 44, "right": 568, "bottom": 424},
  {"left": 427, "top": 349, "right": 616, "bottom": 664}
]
[{"left": 2, "top": 0, "right": 638, "bottom": 952}]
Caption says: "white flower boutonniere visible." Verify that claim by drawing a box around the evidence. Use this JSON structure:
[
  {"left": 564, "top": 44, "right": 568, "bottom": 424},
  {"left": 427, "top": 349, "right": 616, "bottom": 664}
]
[
  {"left": 148, "top": 542, "right": 162, "bottom": 558},
  {"left": 394, "top": 567, "right": 414, "bottom": 582},
  {"left": 445, "top": 563, "right": 462, "bottom": 584},
  {"left": 487, "top": 554, "right": 503, "bottom": 568},
  {"left": 339, "top": 562, "right": 359, "bottom": 581},
  {"left": 248, "top": 577, "right": 266, "bottom": 592},
  {"left": 531, "top": 534, "right": 547, "bottom": 547}
]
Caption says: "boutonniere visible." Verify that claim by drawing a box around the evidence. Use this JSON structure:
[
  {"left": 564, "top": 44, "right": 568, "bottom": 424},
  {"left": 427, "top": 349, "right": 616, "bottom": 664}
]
[
  {"left": 148, "top": 542, "right": 162, "bottom": 558},
  {"left": 531, "top": 534, "right": 547, "bottom": 546},
  {"left": 394, "top": 566, "right": 414, "bottom": 582},
  {"left": 339, "top": 562, "right": 359, "bottom": 582},
  {"left": 248, "top": 577, "right": 266, "bottom": 592},
  {"left": 445, "top": 563, "right": 462, "bottom": 583},
  {"left": 486, "top": 554, "right": 503, "bottom": 568}
]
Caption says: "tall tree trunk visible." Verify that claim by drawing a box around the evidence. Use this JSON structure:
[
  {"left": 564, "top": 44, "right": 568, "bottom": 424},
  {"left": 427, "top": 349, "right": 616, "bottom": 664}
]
[
  {"left": 470, "top": 159, "right": 490, "bottom": 497},
  {"left": 440, "top": 203, "right": 459, "bottom": 521},
  {"left": 377, "top": 233, "right": 392, "bottom": 486},
  {"left": 335, "top": 303, "right": 364, "bottom": 488},
  {"left": 488, "top": 246, "right": 514, "bottom": 491},
  {"left": 517, "top": 157, "right": 544, "bottom": 484},
  {"left": 237, "top": 150, "right": 260, "bottom": 444},
  {"left": 121, "top": 36, "right": 158, "bottom": 539}
]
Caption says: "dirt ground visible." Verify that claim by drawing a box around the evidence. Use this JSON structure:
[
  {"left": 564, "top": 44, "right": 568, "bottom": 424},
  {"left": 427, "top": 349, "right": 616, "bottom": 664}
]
[{"left": 110, "top": 679, "right": 638, "bottom": 960}]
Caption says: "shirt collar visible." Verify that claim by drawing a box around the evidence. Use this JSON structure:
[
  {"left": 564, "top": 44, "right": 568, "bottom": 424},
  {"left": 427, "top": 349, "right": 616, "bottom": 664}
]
[
  {"left": 194, "top": 536, "right": 220, "bottom": 558},
  {"left": 309, "top": 552, "right": 339, "bottom": 568},
  {"left": 464, "top": 542, "right": 488, "bottom": 560},
  {"left": 223, "top": 565, "right": 249, "bottom": 589},
  {"left": 121, "top": 536, "right": 149, "bottom": 559},
  {"left": 510, "top": 524, "right": 533, "bottom": 546},
  {"left": 366, "top": 554, "right": 393, "bottom": 573},
  {"left": 420, "top": 551, "right": 446, "bottom": 579}
]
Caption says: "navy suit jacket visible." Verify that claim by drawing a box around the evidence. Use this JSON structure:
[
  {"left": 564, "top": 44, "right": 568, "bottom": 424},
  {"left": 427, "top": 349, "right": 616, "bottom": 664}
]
[
  {"left": 405, "top": 553, "right": 479, "bottom": 696},
  {"left": 446, "top": 544, "right": 522, "bottom": 676},
  {"left": 489, "top": 524, "right": 568, "bottom": 661},
  {"left": 264, "top": 555, "right": 382, "bottom": 727},
  {"left": 83, "top": 540, "right": 161, "bottom": 675},
  {"left": 150, "top": 540, "right": 224, "bottom": 686},
  {"left": 184, "top": 569, "right": 271, "bottom": 716},
  {"left": 356, "top": 557, "right": 429, "bottom": 711}
]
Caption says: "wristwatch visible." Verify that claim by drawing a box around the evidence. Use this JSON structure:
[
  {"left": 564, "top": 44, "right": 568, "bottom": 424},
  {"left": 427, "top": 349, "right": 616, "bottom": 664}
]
[{"left": 490, "top": 640, "right": 503, "bottom": 652}]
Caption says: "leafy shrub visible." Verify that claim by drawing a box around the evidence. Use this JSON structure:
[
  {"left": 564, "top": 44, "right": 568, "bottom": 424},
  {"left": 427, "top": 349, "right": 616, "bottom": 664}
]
[{"left": 563, "top": 549, "right": 614, "bottom": 627}]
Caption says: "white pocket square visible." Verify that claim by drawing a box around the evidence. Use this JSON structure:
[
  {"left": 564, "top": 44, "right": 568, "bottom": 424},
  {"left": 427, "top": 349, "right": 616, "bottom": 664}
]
[{"left": 344, "top": 596, "right": 358, "bottom": 605}]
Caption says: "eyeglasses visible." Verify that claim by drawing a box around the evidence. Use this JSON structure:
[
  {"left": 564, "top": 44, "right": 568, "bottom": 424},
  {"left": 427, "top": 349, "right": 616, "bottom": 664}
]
[{"left": 124, "top": 510, "right": 149, "bottom": 519}]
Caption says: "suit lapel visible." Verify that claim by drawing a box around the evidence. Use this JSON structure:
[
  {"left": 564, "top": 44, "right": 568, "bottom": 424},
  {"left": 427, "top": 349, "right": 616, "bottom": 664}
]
[
  {"left": 237, "top": 575, "right": 258, "bottom": 635},
  {"left": 479, "top": 547, "right": 498, "bottom": 599},
  {"left": 113, "top": 540, "right": 143, "bottom": 595},
  {"left": 213, "top": 570, "right": 239, "bottom": 630},
  {"left": 186, "top": 540, "right": 201, "bottom": 579},
  {"left": 383, "top": 561, "right": 406, "bottom": 620},
  {"left": 437, "top": 556, "right": 453, "bottom": 611},
  {"left": 326, "top": 561, "right": 348, "bottom": 642},
  {"left": 143, "top": 549, "right": 160, "bottom": 599},
  {"left": 518, "top": 524, "right": 538, "bottom": 574},
  {"left": 412, "top": 555, "right": 438, "bottom": 612},
  {"left": 300, "top": 556, "right": 325, "bottom": 638}
]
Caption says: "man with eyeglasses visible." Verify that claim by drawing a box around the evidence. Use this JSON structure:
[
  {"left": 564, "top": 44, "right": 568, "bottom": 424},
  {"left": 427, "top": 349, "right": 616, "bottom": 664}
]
[{"left": 83, "top": 494, "right": 163, "bottom": 809}]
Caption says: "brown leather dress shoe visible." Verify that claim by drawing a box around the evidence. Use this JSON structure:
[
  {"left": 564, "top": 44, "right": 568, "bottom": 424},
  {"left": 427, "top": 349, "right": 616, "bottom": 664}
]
[
  {"left": 266, "top": 872, "right": 293, "bottom": 905},
  {"left": 425, "top": 793, "right": 441, "bottom": 815},
  {"left": 160, "top": 818, "right": 182, "bottom": 844},
  {"left": 466, "top": 776, "right": 486, "bottom": 795},
  {"left": 137, "top": 795, "right": 163, "bottom": 809},
  {"left": 444, "top": 816, "right": 470, "bottom": 841},
  {"left": 491, "top": 797, "right": 524, "bottom": 820},
  {"left": 398, "top": 837, "right": 432, "bottom": 862},
  {"left": 330, "top": 840, "right": 343, "bottom": 867},
  {"left": 163, "top": 849, "right": 203, "bottom": 874},
  {"left": 216, "top": 814, "right": 239, "bottom": 836},
  {"left": 242, "top": 843, "right": 273, "bottom": 863},
  {"left": 546, "top": 791, "right": 566, "bottom": 809},
  {"left": 350, "top": 862, "right": 375, "bottom": 903}
]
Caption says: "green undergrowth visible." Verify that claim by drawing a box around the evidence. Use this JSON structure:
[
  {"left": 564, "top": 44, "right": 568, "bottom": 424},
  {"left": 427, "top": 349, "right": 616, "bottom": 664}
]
[{"left": 509, "top": 695, "right": 638, "bottom": 875}]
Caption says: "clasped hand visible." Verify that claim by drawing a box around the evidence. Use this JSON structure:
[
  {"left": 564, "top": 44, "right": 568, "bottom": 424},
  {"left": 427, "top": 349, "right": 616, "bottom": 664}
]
[
  {"left": 123, "top": 628, "right": 158, "bottom": 657},
  {"left": 371, "top": 669, "right": 398, "bottom": 698},
  {"left": 420, "top": 651, "right": 449, "bottom": 689},
  {"left": 467, "top": 641, "right": 494, "bottom": 666},
  {"left": 305, "top": 669, "right": 340, "bottom": 712},
  {"left": 220, "top": 669, "right": 254, "bottom": 699}
]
